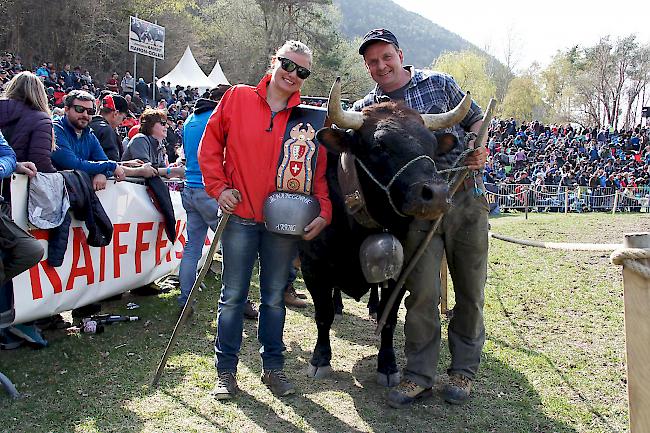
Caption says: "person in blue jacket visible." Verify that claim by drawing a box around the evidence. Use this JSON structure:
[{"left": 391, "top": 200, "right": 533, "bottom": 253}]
[
  {"left": 51, "top": 90, "right": 125, "bottom": 190},
  {"left": 0, "top": 130, "right": 43, "bottom": 324},
  {"left": 178, "top": 86, "right": 259, "bottom": 320}
]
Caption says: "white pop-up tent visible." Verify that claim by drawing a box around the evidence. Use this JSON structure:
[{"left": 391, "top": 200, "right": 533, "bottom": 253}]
[
  {"left": 207, "top": 60, "right": 230, "bottom": 86},
  {"left": 157, "top": 46, "right": 216, "bottom": 90}
]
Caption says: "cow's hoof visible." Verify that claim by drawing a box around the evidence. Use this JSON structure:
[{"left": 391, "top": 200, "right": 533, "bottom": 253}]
[
  {"left": 377, "top": 371, "right": 401, "bottom": 387},
  {"left": 307, "top": 364, "right": 332, "bottom": 378}
]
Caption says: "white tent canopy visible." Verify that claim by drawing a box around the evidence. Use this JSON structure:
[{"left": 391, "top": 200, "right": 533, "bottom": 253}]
[
  {"left": 157, "top": 46, "right": 216, "bottom": 90},
  {"left": 207, "top": 60, "right": 230, "bottom": 86}
]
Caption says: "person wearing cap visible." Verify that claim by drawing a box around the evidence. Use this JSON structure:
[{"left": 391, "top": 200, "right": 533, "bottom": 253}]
[
  {"left": 354, "top": 28, "right": 488, "bottom": 408},
  {"left": 199, "top": 40, "right": 331, "bottom": 400},
  {"left": 90, "top": 94, "right": 132, "bottom": 161}
]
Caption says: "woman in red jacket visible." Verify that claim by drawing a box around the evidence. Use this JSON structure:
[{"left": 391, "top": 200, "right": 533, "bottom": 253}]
[{"left": 199, "top": 40, "right": 330, "bottom": 400}]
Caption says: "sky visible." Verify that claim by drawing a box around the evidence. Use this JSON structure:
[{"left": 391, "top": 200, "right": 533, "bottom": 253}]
[{"left": 393, "top": 0, "right": 650, "bottom": 72}]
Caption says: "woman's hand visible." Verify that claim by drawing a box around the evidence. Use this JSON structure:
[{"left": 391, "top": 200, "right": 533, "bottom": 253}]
[
  {"left": 218, "top": 189, "right": 241, "bottom": 214},
  {"left": 302, "top": 216, "right": 327, "bottom": 241},
  {"left": 15, "top": 161, "right": 37, "bottom": 178},
  {"left": 121, "top": 159, "right": 145, "bottom": 168}
]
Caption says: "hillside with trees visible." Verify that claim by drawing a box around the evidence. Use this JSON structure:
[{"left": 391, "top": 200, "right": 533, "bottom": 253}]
[
  {"left": 1, "top": 0, "right": 647, "bottom": 126},
  {"left": 334, "top": 0, "right": 475, "bottom": 68}
]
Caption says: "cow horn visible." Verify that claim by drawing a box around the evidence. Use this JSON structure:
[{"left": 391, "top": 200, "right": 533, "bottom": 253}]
[
  {"left": 421, "top": 92, "right": 472, "bottom": 131},
  {"left": 328, "top": 77, "right": 363, "bottom": 130}
]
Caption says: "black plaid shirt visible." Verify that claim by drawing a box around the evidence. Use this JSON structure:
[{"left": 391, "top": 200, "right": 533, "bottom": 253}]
[{"left": 353, "top": 67, "right": 483, "bottom": 171}]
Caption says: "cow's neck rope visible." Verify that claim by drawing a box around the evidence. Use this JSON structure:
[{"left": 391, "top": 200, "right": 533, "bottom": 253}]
[
  {"left": 353, "top": 132, "right": 480, "bottom": 219},
  {"left": 355, "top": 154, "right": 434, "bottom": 218}
]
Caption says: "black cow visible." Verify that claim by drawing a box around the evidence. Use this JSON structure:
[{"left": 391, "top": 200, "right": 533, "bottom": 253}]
[{"left": 299, "top": 78, "right": 470, "bottom": 385}]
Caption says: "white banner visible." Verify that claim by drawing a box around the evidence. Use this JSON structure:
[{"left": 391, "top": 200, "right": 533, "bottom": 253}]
[
  {"left": 9, "top": 175, "right": 212, "bottom": 324},
  {"left": 129, "top": 16, "right": 165, "bottom": 60}
]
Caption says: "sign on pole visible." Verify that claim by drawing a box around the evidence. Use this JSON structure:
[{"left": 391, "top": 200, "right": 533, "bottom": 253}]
[{"left": 128, "top": 16, "right": 165, "bottom": 60}]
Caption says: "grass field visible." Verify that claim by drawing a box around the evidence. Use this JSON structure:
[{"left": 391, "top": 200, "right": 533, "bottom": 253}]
[{"left": 1, "top": 212, "right": 648, "bottom": 433}]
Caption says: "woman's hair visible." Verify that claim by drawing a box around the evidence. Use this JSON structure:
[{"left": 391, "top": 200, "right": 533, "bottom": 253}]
[
  {"left": 139, "top": 108, "right": 167, "bottom": 136},
  {"left": 2, "top": 71, "right": 52, "bottom": 116},
  {"left": 267, "top": 40, "right": 313, "bottom": 73}
]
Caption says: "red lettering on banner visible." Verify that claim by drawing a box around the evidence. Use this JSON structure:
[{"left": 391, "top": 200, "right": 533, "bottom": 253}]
[
  {"left": 66, "top": 227, "right": 94, "bottom": 290},
  {"left": 28, "top": 230, "right": 63, "bottom": 299},
  {"left": 99, "top": 246, "right": 106, "bottom": 282},
  {"left": 155, "top": 224, "right": 168, "bottom": 265},
  {"left": 135, "top": 222, "right": 154, "bottom": 273},
  {"left": 29, "top": 261, "right": 63, "bottom": 299},
  {"left": 113, "top": 223, "right": 130, "bottom": 278},
  {"left": 175, "top": 220, "right": 187, "bottom": 259}
]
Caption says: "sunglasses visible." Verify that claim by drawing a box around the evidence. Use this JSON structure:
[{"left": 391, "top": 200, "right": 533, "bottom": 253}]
[
  {"left": 159, "top": 121, "right": 169, "bottom": 126},
  {"left": 278, "top": 57, "right": 311, "bottom": 79},
  {"left": 72, "top": 104, "right": 95, "bottom": 115}
]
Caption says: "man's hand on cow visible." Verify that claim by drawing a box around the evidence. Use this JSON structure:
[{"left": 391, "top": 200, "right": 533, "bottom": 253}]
[
  {"left": 113, "top": 165, "right": 126, "bottom": 181},
  {"left": 464, "top": 145, "right": 487, "bottom": 171},
  {"left": 302, "top": 216, "right": 327, "bottom": 241},
  {"left": 93, "top": 173, "right": 108, "bottom": 191},
  {"left": 218, "top": 189, "right": 241, "bottom": 214},
  {"left": 15, "top": 161, "right": 37, "bottom": 178}
]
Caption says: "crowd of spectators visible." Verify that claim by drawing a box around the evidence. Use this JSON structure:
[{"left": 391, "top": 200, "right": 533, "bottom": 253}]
[
  {"left": 484, "top": 118, "right": 650, "bottom": 192},
  {"left": 1, "top": 51, "right": 201, "bottom": 125}
]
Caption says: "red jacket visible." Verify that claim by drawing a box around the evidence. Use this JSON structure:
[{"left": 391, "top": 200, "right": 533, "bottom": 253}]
[{"left": 198, "top": 75, "right": 331, "bottom": 224}]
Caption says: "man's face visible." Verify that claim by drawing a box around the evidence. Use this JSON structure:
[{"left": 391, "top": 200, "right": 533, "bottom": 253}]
[
  {"left": 107, "top": 110, "right": 126, "bottom": 128},
  {"left": 65, "top": 98, "right": 95, "bottom": 131},
  {"left": 64, "top": 64, "right": 71, "bottom": 71},
  {"left": 363, "top": 42, "right": 405, "bottom": 92}
]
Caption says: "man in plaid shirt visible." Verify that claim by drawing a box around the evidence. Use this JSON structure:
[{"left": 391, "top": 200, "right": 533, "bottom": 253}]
[{"left": 353, "top": 29, "right": 489, "bottom": 408}]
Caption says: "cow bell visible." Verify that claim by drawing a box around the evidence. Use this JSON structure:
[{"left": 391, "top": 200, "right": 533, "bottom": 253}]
[
  {"left": 263, "top": 191, "right": 321, "bottom": 236},
  {"left": 359, "top": 233, "right": 404, "bottom": 283}
]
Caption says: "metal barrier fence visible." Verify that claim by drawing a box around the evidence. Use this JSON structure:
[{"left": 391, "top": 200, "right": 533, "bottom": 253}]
[{"left": 485, "top": 184, "right": 650, "bottom": 213}]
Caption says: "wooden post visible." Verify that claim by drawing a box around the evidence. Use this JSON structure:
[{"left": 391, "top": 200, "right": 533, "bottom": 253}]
[
  {"left": 440, "top": 251, "right": 448, "bottom": 316},
  {"left": 564, "top": 188, "right": 569, "bottom": 214},
  {"left": 612, "top": 190, "right": 619, "bottom": 215},
  {"left": 622, "top": 233, "right": 650, "bottom": 433},
  {"left": 524, "top": 187, "right": 529, "bottom": 220}
]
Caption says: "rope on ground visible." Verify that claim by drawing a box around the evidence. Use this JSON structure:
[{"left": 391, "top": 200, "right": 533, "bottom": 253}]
[
  {"left": 488, "top": 231, "right": 622, "bottom": 251},
  {"left": 610, "top": 248, "right": 650, "bottom": 278}
]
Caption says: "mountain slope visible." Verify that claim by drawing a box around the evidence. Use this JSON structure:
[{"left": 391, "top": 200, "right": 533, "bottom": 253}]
[{"left": 334, "top": 0, "right": 478, "bottom": 67}]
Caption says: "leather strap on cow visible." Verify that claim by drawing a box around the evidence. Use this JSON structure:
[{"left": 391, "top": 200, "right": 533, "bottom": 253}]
[{"left": 338, "top": 152, "right": 382, "bottom": 229}]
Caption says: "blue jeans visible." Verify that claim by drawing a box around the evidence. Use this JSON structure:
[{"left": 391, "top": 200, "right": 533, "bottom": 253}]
[
  {"left": 215, "top": 216, "right": 297, "bottom": 372},
  {"left": 178, "top": 187, "right": 219, "bottom": 306}
]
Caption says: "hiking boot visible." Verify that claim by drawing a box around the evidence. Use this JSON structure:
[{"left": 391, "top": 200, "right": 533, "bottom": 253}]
[
  {"left": 212, "top": 371, "right": 238, "bottom": 400},
  {"left": 387, "top": 379, "right": 432, "bottom": 408},
  {"left": 244, "top": 300, "right": 259, "bottom": 320},
  {"left": 261, "top": 369, "right": 295, "bottom": 396},
  {"left": 287, "top": 284, "right": 307, "bottom": 300},
  {"left": 442, "top": 373, "right": 472, "bottom": 405},
  {"left": 284, "top": 288, "right": 307, "bottom": 308}
]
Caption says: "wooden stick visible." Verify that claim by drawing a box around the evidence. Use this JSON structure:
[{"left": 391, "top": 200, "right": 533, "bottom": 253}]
[
  {"left": 151, "top": 209, "right": 233, "bottom": 387},
  {"left": 440, "top": 251, "right": 448, "bottom": 316},
  {"left": 622, "top": 233, "right": 650, "bottom": 433}
]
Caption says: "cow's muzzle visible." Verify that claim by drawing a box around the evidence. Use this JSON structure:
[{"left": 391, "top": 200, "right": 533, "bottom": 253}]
[{"left": 402, "top": 180, "right": 450, "bottom": 219}]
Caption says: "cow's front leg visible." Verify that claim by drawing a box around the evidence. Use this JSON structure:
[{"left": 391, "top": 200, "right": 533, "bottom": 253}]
[
  {"left": 333, "top": 288, "right": 343, "bottom": 315},
  {"left": 367, "top": 286, "right": 379, "bottom": 320},
  {"left": 376, "top": 285, "right": 403, "bottom": 387},
  {"left": 306, "top": 280, "right": 335, "bottom": 378}
]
